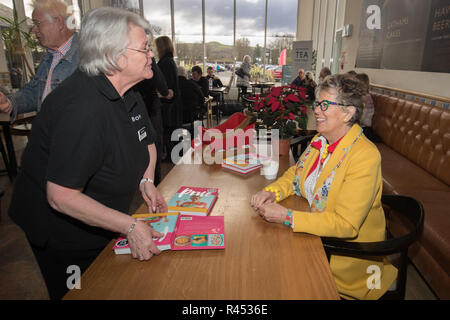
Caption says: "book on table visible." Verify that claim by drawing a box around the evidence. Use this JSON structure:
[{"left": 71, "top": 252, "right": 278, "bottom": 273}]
[
  {"left": 172, "top": 215, "right": 225, "bottom": 250},
  {"left": 113, "top": 212, "right": 179, "bottom": 254},
  {"left": 113, "top": 214, "right": 225, "bottom": 254},
  {"left": 167, "top": 186, "right": 219, "bottom": 216},
  {"left": 221, "top": 152, "right": 267, "bottom": 174}
]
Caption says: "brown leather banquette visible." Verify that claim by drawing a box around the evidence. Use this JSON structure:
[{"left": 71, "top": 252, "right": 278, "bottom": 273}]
[{"left": 371, "top": 92, "right": 450, "bottom": 299}]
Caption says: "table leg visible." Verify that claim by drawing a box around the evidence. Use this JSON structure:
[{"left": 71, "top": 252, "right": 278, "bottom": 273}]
[
  {"left": 2, "top": 124, "right": 17, "bottom": 176},
  {"left": 206, "top": 100, "right": 213, "bottom": 128}
]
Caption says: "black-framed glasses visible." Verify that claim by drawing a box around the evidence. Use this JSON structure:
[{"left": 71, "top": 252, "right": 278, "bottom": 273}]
[{"left": 312, "top": 99, "right": 353, "bottom": 111}]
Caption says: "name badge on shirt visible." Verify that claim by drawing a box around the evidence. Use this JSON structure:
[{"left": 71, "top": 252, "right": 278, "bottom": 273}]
[{"left": 138, "top": 126, "right": 147, "bottom": 142}]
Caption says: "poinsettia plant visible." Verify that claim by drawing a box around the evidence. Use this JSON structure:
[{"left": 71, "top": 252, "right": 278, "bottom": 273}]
[{"left": 249, "top": 85, "right": 308, "bottom": 139}]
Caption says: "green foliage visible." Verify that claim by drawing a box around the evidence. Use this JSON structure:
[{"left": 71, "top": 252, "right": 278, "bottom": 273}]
[{"left": 250, "top": 64, "right": 274, "bottom": 82}]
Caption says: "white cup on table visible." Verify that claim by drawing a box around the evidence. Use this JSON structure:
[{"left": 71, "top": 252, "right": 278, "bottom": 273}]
[{"left": 261, "top": 160, "right": 279, "bottom": 180}]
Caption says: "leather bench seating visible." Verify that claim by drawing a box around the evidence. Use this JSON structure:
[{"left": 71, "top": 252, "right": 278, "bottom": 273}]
[{"left": 371, "top": 92, "right": 450, "bottom": 299}]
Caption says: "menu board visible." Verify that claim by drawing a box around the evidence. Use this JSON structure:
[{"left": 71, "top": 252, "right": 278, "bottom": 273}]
[{"left": 356, "top": 0, "right": 450, "bottom": 73}]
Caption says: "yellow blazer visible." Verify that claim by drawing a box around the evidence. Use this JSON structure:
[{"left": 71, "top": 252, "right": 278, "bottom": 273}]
[{"left": 265, "top": 124, "right": 397, "bottom": 300}]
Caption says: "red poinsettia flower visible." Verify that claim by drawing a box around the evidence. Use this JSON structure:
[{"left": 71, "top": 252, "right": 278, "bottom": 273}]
[
  {"left": 297, "top": 86, "right": 307, "bottom": 100},
  {"left": 271, "top": 100, "right": 281, "bottom": 112},
  {"left": 285, "top": 93, "right": 300, "bottom": 103},
  {"left": 270, "top": 86, "right": 283, "bottom": 97}
]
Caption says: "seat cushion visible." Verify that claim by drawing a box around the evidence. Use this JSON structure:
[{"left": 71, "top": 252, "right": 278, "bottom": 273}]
[
  {"left": 377, "top": 143, "right": 450, "bottom": 294},
  {"left": 376, "top": 143, "right": 449, "bottom": 191}
]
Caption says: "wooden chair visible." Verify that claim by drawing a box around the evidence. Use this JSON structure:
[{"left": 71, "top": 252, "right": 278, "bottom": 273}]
[
  {"left": 321, "top": 194, "right": 424, "bottom": 300},
  {"left": 10, "top": 112, "right": 36, "bottom": 139},
  {"left": 223, "top": 72, "right": 235, "bottom": 102}
]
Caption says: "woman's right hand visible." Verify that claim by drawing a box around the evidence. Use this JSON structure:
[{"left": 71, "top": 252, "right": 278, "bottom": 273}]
[
  {"left": 127, "top": 220, "right": 163, "bottom": 261},
  {"left": 251, "top": 190, "right": 276, "bottom": 211}
]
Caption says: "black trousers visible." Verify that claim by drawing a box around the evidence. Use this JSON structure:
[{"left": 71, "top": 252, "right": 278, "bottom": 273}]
[{"left": 29, "top": 240, "right": 103, "bottom": 300}]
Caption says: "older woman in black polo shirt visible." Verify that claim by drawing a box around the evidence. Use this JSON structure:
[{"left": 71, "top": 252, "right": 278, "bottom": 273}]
[{"left": 9, "top": 7, "right": 167, "bottom": 300}]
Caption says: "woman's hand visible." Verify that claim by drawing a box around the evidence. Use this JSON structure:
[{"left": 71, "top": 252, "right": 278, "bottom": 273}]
[
  {"left": 251, "top": 190, "right": 276, "bottom": 211},
  {"left": 127, "top": 220, "right": 162, "bottom": 261},
  {"left": 256, "top": 202, "right": 289, "bottom": 224},
  {"left": 140, "top": 181, "right": 168, "bottom": 213}
]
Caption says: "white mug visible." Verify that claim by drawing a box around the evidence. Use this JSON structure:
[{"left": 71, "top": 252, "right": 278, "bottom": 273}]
[{"left": 261, "top": 160, "right": 279, "bottom": 180}]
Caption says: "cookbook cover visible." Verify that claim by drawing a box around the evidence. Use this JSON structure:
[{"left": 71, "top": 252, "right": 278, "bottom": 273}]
[
  {"left": 113, "top": 212, "right": 179, "bottom": 254},
  {"left": 167, "top": 186, "right": 219, "bottom": 216},
  {"left": 172, "top": 215, "right": 225, "bottom": 250}
]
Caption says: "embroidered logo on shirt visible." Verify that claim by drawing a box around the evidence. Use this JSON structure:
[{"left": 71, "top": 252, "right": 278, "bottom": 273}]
[{"left": 131, "top": 114, "right": 142, "bottom": 122}]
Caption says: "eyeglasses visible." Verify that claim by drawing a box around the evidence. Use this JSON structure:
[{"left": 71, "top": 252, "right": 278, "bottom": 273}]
[
  {"left": 32, "top": 17, "right": 57, "bottom": 28},
  {"left": 312, "top": 99, "right": 353, "bottom": 112},
  {"left": 126, "top": 45, "right": 152, "bottom": 55}
]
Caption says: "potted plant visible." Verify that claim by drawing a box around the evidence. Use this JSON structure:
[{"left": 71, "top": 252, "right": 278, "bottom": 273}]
[
  {"left": 249, "top": 85, "right": 308, "bottom": 155},
  {"left": 1, "top": 8, "right": 36, "bottom": 88}
]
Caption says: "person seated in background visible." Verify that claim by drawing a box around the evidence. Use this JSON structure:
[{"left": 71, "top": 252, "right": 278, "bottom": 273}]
[
  {"left": 356, "top": 73, "right": 377, "bottom": 141},
  {"left": 318, "top": 67, "right": 332, "bottom": 83},
  {"left": 191, "top": 65, "right": 209, "bottom": 97},
  {"left": 250, "top": 74, "right": 397, "bottom": 300},
  {"left": 291, "top": 68, "right": 307, "bottom": 87},
  {"left": 304, "top": 71, "right": 317, "bottom": 101},
  {"left": 206, "top": 66, "right": 224, "bottom": 105},
  {"left": 206, "top": 66, "right": 223, "bottom": 88},
  {"left": 178, "top": 66, "right": 205, "bottom": 126},
  {"left": 0, "top": 0, "right": 78, "bottom": 120}
]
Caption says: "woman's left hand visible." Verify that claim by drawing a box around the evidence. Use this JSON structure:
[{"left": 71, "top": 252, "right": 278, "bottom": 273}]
[
  {"left": 256, "top": 202, "right": 289, "bottom": 224},
  {"left": 140, "top": 182, "right": 168, "bottom": 213}
]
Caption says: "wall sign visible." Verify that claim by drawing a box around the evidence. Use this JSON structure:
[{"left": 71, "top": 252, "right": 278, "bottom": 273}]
[{"left": 356, "top": 0, "right": 450, "bottom": 73}]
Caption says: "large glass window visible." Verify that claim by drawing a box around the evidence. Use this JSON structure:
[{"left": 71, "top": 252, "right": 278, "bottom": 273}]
[
  {"left": 267, "top": 0, "right": 297, "bottom": 66},
  {"left": 204, "top": 0, "right": 233, "bottom": 64},
  {"left": 173, "top": 0, "right": 203, "bottom": 65},
  {"left": 142, "top": 0, "right": 171, "bottom": 43},
  {"left": 235, "top": 0, "right": 265, "bottom": 63}
]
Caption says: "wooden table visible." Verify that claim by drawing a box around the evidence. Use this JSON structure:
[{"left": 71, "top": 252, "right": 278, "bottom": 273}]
[
  {"left": 250, "top": 81, "right": 275, "bottom": 95},
  {"left": 209, "top": 86, "right": 226, "bottom": 122},
  {"left": 64, "top": 151, "right": 339, "bottom": 300},
  {"left": 0, "top": 111, "right": 36, "bottom": 179},
  {"left": 204, "top": 96, "right": 214, "bottom": 128}
]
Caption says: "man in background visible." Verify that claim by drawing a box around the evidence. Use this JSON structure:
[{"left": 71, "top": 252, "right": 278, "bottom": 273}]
[
  {"left": 291, "top": 68, "right": 307, "bottom": 87},
  {"left": 191, "top": 65, "right": 209, "bottom": 97},
  {"left": 206, "top": 66, "right": 223, "bottom": 105},
  {"left": 0, "top": 0, "right": 78, "bottom": 120}
]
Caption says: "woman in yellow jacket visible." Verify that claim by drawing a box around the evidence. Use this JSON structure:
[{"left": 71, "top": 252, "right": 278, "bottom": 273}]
[{"left": 251, "top": 74, "right": 397, "bottom": 300}]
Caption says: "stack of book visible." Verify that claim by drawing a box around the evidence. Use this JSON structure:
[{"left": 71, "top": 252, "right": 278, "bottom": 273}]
[
  {"left": 221, "top": 153, "right": 263, "bottom": 174},
  {"left": 113, "top": 213, "right": 225, "bottom": 254}
]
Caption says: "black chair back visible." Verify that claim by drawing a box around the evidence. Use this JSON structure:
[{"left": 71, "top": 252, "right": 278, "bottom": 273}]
[{"left": 321, "top": 194, "right": 424, "bottom": 299}]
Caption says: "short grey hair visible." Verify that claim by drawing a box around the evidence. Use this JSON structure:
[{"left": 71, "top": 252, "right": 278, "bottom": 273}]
[
  {"left": 31, "top": 0, "right": 69, "bottom": 19},
  {"left": 78, "top": 7, "right": 152, "bottom": 76},
  {"left": 178, "top": 66, "right": 187, "bottom": 78},
  {"left": 316, "top": 74, "right": 366, "bottom": 127}
]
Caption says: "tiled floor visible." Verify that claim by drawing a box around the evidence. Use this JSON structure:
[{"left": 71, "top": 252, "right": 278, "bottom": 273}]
[{"left": 0, "top": 103, "right": 438, "bottom": 300}]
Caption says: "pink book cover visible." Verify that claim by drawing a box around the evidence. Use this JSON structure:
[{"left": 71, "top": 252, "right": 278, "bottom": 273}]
[
  {"left": 113, "top": 213, "right": 179, "bottom": 254},
  {"left": 172, "top": 215, "right": 225, "bottom": 250}
]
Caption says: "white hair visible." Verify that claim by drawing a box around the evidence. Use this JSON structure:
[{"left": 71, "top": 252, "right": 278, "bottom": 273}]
[
  {"left": 243, "top": 55, "right": 252, "bottom": 63},
  {"left": 31, "top": 0, "right": 69, "bottom": 20},
  {"left": 178, "top": 66, "right": 187, "bottom": 78},
  {"left": 78, "top": 7, "right": 151, "bottom": 76}
]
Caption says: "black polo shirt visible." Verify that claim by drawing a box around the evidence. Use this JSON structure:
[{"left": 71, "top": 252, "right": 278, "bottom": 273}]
[{"left": 9, "top": 69, "right": 155, "bottom": 251}]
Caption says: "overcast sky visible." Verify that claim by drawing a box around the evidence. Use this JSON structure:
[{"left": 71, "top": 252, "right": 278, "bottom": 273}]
[
  {"left": 0, "top": 0, "right": 297, "bottom": 46},
  {"left": 144, "top": 0, "right": 297, "bottom": 45}
]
